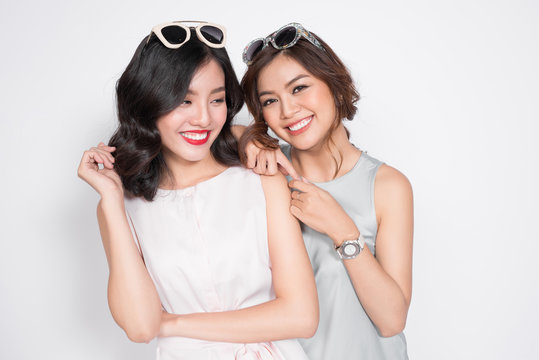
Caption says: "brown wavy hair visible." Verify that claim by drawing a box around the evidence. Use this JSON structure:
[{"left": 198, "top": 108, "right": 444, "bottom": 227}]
[{"left": 239, "top": 32, "right": 359, "bottom": 176}]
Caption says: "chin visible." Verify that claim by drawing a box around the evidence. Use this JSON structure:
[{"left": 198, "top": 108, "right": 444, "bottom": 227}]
[
  {"left": 182, "top": 150, "right": 213, "bottom": 163},
  {"left": 285, "top": 136, "right": 321, "bottom": 152}
]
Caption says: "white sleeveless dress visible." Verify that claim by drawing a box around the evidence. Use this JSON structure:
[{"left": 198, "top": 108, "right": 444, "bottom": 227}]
[{"left": 124, "top": 166, "right": 308, "bottom": 360}]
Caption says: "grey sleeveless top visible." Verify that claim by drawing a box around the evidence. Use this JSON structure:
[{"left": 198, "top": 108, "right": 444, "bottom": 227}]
[{"left": 282, "top": 145, "right": 408, "bottom": 360}]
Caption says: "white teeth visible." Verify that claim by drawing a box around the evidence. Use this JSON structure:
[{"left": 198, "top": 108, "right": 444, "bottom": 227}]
[
  {"left": 180, "top": 132, "right": 208, "bottom": 140},
  {"left": 288, "top": 117, "right": 312, "bottom": 131}
]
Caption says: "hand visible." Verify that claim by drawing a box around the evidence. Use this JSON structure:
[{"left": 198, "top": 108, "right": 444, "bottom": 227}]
[
  {"left": 289, "top": 179, "right": 359, "bottom": 245},
  {"left": 245, "top": 142, "right": 299, "bottom": 179},
  {"left": 77, "top": 142, "right": 123, "bottom": 198}
]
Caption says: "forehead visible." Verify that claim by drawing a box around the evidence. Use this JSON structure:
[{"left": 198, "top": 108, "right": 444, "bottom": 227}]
[
  {"left": 189, "top": 59, "right": 225, "bottom": 89},
  {"left": 257, "top": 54, "right": 311, "bottom": 89}
]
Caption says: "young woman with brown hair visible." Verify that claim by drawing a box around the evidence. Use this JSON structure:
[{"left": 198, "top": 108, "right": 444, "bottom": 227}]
[{"left": 238, "top": 23, "right": 413, "bottom": 359}]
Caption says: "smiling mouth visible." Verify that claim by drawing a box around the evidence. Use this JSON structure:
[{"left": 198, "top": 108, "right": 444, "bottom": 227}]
[
  {"left": 287, "top": 116, "right": 313, "bottom": 135},
  {"left": 180, "top": 130, "right": 210, "bottom": 145}
]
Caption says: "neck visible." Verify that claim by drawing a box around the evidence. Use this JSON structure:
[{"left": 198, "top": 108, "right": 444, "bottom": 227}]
[
  {"left": 160, "top": 152, "right": 227, "bottom": 190},
  {"left": 290, "top": 123, "right": 360, "bottom": 182}
]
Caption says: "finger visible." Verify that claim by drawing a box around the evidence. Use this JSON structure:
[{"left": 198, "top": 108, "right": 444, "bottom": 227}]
[
  {"left": 245, "top": 143, "right": 258, "bottom": 169},
  {"left": 91, "top": 147, "right": 116, "bottom": 165},
  {"left": 266, "top": 151, "right": 278, "bottom": 175},
  {"left": 255, "top": 151, "right": 268, "bottom": 174},
  {"left": 291, "top": 190, "right": 303, "bottom": 201},
  {"left": 290, "top": 202, "right": 304, "bottom": 220},
  {"left": 79, "top": 151, "right": 98, "bottom": 176},
  {"left": 289, "top": 179, "right": 317, "bottom": 193},
  {"left": 101, "top": 158, "right": 115, "bottom": 170},
  {"left": 276, "top": 152, "right": 299, "bottom": 180},
  {"left": 90, "top": 152, "right": 107, "bottom": 166},
  {"left": 98, "top": 143, "right": 117, "bottom": 151},
  {"left": 89, "top": 149, "right": 114, "bottom": 168}
]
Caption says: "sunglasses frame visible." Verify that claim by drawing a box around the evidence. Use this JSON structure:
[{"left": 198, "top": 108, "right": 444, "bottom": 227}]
[
  {"left": 148, "top": 21, "right": 227, "bottom": 49},
  {"left": 242, "top": 22, "right": 324, "bottom": 65}
]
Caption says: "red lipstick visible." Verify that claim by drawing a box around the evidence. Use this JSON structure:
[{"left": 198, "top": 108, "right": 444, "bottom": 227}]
[{"left": 180, "top": 130, "right": 211, "bottom": 145}]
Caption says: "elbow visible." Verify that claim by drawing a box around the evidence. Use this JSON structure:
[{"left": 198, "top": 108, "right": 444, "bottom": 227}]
[
  {"left": 125, "top": 324, "right": 159, "bottom": 343},
  {"left": 291, "top": 300, "right": 319, "bottom": 339},
  {"left": 117, "top": 311, "right": 161, "bottom": 344},
  {"left": 377, "top": 317, "right": 406, "bottom": 338},
  {"left": 300, "top": 313, "right": 319, "bottom": 338}
]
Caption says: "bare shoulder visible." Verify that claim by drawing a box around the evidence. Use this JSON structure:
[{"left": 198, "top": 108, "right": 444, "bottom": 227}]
[
  {"left": 375, "top": 164, "right": 412, "bottom": 190},
  {"left": 374, "top": 164, "right": 413, "bottom": 217}
]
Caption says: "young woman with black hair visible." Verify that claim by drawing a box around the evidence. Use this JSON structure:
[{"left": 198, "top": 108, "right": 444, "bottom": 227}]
[
  {"left": 77, "top": 21, "right": 317, "bottom": 359},
  {"left": 238, "top": 23, "right": 413, "bottom": 359}
]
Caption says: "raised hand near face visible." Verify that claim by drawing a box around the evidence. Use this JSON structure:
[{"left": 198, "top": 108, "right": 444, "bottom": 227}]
[{"left": 77, "top": 142, "right": 123, "bottom": 198}]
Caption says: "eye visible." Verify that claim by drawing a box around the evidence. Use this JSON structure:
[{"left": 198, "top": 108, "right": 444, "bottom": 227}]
[
  {"left": 262, "top": 98, "right": 277, "bottom": 107},
  {"left": 211, "top": 97, "right": 226, "bottom": 104},
  {"left": 292, "top": 85, "right": 308, "bottom": 94},
  {"left": 181, "top": 99, "right": 192, "bottom": 105}
]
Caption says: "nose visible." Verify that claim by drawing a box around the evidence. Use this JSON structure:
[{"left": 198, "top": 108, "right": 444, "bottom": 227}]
[
  {"left": 189, "top": 102, "right": 211, "bottom": 128},
  {"left": 280, "top": 95, "right": 300, "bottom": 119}
]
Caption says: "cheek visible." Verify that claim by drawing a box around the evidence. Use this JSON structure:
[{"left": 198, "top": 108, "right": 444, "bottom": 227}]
[
  {"left": 155, "top": 120, "right": 169, "bottom": 139},
  {"left": 261, "top": 107, "right": 279, "bottom": 127},
  {"left": 214, "top": 105, "right": 228, "bottom": 127}
]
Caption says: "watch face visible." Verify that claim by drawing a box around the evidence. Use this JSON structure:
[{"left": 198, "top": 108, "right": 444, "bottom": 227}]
[
  {"left": 343, "top": 243, "right": 359, "bottom": 256},
  {"left": 336, "top": 239, "right": 363, "bottom": 259}
]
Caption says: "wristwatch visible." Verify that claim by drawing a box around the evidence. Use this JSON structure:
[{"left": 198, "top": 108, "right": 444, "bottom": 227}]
[{"left": 335, "top": 235, "right": 366, "bottom": 260}]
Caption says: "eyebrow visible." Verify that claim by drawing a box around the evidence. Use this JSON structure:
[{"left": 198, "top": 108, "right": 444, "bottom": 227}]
[
  {"left": 258, "top": 74, "right": 310, "bottom": 98},
  {"left": 186, "top": 86, "right": 226, "bottom": 95}
]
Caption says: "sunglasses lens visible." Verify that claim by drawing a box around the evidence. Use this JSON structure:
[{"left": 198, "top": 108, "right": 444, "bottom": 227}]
[
  {"left": 274, "top": 26, "right": 297, "bottom": 47},
  {"left": 161, "top": 25, "right": 188, "bottom": 45},
  {"left": 245, "top": 39, "right": 264, "bottom": 62},
  {"left": 200, "top": 25, "right": 224, "bottom": 45}
]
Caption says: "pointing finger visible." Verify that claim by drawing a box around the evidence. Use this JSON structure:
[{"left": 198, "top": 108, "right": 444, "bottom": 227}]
[{"left": 276, "top": 151, "right": 299, "bottom": 180}]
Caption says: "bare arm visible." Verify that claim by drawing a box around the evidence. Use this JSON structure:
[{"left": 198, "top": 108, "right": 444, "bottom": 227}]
[
  {"left": 289, "top": 165, "right": 413, "bottom": 337},
  {"left": 78, "top": 144, "right": 162, "bottom": 343},
  {"left": 159, "top": 173, "right": 319, "bottom": 342}
]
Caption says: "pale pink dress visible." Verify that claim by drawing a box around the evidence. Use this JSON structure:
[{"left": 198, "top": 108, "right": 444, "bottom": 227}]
[{"left": 124, "top": 167, "right": 308, "bottom": 360}]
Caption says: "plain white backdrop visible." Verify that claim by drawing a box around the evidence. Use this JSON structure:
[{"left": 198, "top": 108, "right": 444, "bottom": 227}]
[{"left": 1, "top": 0, "right": 538, "bottom": 359}]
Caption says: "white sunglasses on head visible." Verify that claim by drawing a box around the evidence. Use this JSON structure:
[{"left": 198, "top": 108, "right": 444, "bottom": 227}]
[{"left": 147, "top": 21, "right": 227, "bottom": 49}]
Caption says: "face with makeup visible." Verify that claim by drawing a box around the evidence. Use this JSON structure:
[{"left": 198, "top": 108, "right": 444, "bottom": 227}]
[
  {"left": 257, "top": 54, "right": 337, "bottom": 152},
  {"left": 157, "top": 59, "right": 227, "bottom": 164}
]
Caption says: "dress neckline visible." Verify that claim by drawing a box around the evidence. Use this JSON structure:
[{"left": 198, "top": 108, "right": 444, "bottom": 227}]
[
  {"left": 156, "top": 166, "right": 234, "bottom": 195},
  {"left": 282, "top": 144, "right": 366, "bottom": 186}
]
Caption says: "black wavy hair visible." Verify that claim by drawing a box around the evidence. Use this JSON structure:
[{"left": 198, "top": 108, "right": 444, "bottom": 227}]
[{"left": 109, "top": 29, "right": 243, "bottom": 201}]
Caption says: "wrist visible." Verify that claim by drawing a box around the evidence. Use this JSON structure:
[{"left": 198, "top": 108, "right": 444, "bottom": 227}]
[
  {"left": 335, "top": 235, "right": 366, "bottom": 260},
  {"left": 160, "top": 313, "right": 181, "bottom": 337},
  {"left": 330, "top": 227, "right": 360, "bottom": 247},
  {"left": 98, "top": 194, "right": 125, "bottom": 212}
]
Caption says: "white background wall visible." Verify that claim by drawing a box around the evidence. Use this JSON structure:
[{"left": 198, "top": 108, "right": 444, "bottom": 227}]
[{"left": 1, "top": 0, "right": 538, "bottom": 358}]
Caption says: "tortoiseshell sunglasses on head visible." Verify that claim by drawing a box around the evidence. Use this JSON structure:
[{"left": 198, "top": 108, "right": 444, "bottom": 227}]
[{"left": 242, "top": 22, "right": 324, "bottom": 65}]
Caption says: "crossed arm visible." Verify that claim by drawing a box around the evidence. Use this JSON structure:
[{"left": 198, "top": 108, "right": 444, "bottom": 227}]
[
  {"left": 159, "top": 173, "right": 319, "bottom": 342},
  {"left": 80, "top": 144, "right": 318, "bottom": 343}
]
